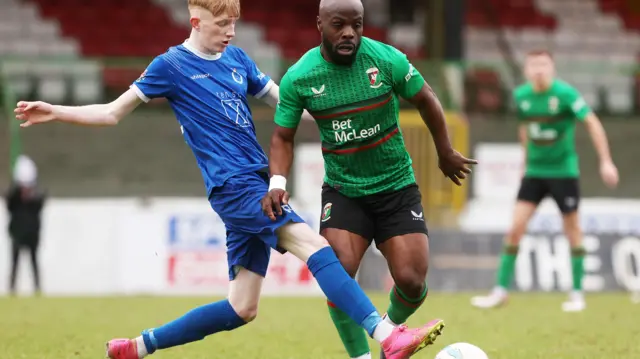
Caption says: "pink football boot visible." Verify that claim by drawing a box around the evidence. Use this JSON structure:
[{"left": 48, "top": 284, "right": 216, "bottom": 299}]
[
  {"left": 106, "top": 339, "right": 139, "bottom": 359},
  {"left": 380, "top": 319, "right": 445, "bottom": 359}
]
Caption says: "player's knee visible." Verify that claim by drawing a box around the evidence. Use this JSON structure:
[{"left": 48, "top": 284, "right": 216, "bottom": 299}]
[
  {"left": 562, "top": 212, "right": 580, "bottom": 231},
  {"left": 564, "top": 222, "right": 581, "bottom": 239},
  {"left": 393, "top": 265, "right": 428, "bottom": 298},
  {"left": 562, "top": 212, "right": 582, "bottom": 246},
  {"left": 307, "top": 234, "right": 329, "bottom": 251},
  {"left": 335, "top": 255, "right": 360, "bottom": 278},
  {"left": 277, "top": 223, "right": 329, "bottom": 262},
  {"left": 506, "top": 225, "right": 526, "bottom": 245},
  {"left": 295, "top": 232, "right": 329, "bottom": 259},
  {"left": 331, "top": 247, "right": 363, "bottom": 277},
  {"left": 230, "top": 300, "right": 259, "bottom": 323},
  {"left": 508, "top": 201, "right": 536, "bottom": 245},
  {"left": 238, "top": 305, "right": 259, "bottom": 323}
]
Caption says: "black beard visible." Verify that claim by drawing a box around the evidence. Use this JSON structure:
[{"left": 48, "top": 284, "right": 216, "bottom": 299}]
[{"left": 321, "top": 37, "right": 358, "bottom": 65}]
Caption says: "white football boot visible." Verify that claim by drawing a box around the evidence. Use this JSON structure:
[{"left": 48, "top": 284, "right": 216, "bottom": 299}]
[
  {"left": 562, "top": 291, "right": 586, "bottom": 312},
  {"left": 470, "top": 287, "right": 508, "bottom": 309}
]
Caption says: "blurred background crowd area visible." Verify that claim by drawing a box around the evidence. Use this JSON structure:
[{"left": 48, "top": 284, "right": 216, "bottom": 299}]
[{"left": 0, "top": 0, "right": 638, "bottom": 210}]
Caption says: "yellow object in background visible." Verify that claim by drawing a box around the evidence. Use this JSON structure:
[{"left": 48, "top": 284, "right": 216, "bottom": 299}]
[{"left": 399, "top": 110, "right": 469, "bottom": 228}]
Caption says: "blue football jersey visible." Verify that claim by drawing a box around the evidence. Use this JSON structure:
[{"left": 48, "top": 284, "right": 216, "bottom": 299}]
[{"left": 131, "top": 41, "right": 274, "bottom": 195}]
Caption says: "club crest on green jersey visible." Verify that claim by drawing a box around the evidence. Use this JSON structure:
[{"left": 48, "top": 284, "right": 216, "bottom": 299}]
[
  {"left": 548, "top": 96, "right": 559, "bottom": 113},
  {"left": 366, "top": 67, "right": 382, "bottom": 88}
]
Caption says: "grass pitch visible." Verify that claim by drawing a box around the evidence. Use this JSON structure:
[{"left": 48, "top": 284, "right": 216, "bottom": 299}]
[{"left": 0, "top": 292, "right": 638, "bottom": 359}]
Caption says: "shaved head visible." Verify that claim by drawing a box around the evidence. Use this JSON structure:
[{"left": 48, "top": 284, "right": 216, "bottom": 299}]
[
  {"left": 319, "top": 0, "right": 364, "bottom": 17},
  {"left": 317, "top": 0, "right": 364, "bottom": 65}
]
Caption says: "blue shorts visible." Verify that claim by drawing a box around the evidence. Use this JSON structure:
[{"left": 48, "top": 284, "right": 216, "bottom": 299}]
[{"left": 208, "top": 171, "right": 305, "bottom": 280}]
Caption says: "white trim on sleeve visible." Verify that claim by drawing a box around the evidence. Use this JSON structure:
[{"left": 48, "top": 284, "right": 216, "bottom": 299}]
[
  {"left": 130, "top": 84, "right": 151, "bottom": 103},
  {"left": 254, "top": 79, "right": 275, "bottom": 99}
]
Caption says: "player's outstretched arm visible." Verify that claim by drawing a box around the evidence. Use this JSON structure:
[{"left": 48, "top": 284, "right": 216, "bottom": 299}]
[
  {"left": 14, "top": 89, "right": 143, "bottom": 127},
  {"left": 390, "top": 48, "right": 476, "bottom": 184},
  {"left": 406, "top": 83, "right": 477, "bottom": 185},
  {"left": 583, "top": 113, "right": 618, "bottom": 188},
  {"left": 566, "top": 86, "right": 618, "bottom": 188},
  {"left": 407, "top": 83, "right": 453, "bottom": 155}
]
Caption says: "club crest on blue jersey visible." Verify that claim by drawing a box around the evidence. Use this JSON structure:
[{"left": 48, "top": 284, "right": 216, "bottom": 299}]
[{"left": 232, "top": 68, "right": 244, "bottom": 84}]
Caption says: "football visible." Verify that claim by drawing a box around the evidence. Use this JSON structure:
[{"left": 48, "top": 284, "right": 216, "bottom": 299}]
[{"left": 434, "top": 342, "right": 489, "bottom": 359}]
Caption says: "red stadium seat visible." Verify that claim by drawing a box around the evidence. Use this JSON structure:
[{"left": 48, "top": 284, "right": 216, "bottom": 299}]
[
  {"left": 597, "top": 0, "right": 640, "bottom": 29},
  {"left": 31, "top": 0, "right": 187, "bottom": 57},
  {"left": 30, "top": 0, "right": 397, "bottom": 63},
  {"left": 466, "top": 0, "right": 552, "bottom": 29}
]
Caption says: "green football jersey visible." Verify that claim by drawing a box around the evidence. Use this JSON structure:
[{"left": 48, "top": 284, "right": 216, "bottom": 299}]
[
  {"left": 514, "top": 79, "right": 591, "bottom": 178},
  {"left": 275, "top": 37, "right": 425, "bottom": 197}
]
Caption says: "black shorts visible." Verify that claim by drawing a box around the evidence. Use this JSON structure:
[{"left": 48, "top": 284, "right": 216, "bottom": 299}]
[
  {"left": 517, "top": 177, "right": 580, "bottom": 213},
  {"left": 319, "top": 183, "right": 429, "bottom": 245}
]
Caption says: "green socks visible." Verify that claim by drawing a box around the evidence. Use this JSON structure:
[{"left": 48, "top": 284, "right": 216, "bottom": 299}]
[
  {"left": 495, "top": 245, "right": 584, "bottom": 291},
  {"left": 571, "top": 247, "right": 585, "bottom": 291},
  {"left": 327, "top": 284, "right": 428, "bottom": 358},
  {"left": 327, "top": 301, "right": 370, "bottom": 358},
  {"left": 496, "top": 245, "right": 519, "bottom": 289},
  {"left": 386, "top": 284, "right": 428, "bottom": 324}
]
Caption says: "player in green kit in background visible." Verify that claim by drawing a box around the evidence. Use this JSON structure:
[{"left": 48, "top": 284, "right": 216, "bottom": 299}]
[
  {"left": 471, "top": 50, "right": 619, "bottom": 312},
  {"left": 261, "top": 0, "right": 476, "bottom": 358}
]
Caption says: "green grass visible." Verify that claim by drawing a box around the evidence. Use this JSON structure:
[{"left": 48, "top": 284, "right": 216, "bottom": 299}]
[{"left": 0, "top": 292, "right": 638, "bottom": 359}]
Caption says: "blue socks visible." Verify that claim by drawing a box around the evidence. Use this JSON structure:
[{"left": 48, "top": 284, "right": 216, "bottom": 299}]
[
  {"left": 139, "top": 247, "right": 382, "bottom": 355},
  {"left": 307, "top": 246, "right": 382, "bottom": 336},
  {"left": 141, "top": 299, "right": 245, "bottom": 354}
]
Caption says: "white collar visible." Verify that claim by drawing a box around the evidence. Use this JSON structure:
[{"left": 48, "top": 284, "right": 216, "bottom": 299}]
[{"left": 183, "top": 40, "right": 222, "bottom": 61}]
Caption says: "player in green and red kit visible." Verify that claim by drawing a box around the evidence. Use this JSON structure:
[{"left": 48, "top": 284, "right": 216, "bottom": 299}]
[
  {"left": 471, "top": 50, "right": 619, "bottom": 312},
  {"left": 260, "top": 0, "right": 476, "bottom": 358}
]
